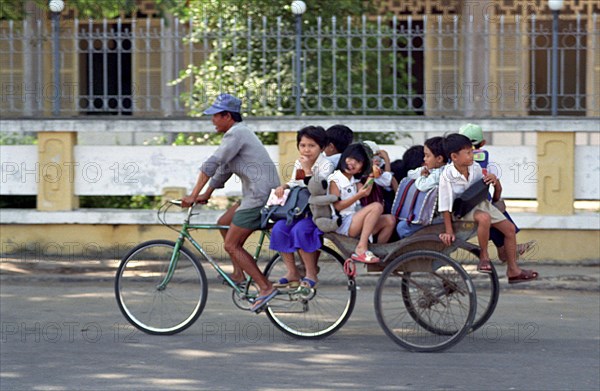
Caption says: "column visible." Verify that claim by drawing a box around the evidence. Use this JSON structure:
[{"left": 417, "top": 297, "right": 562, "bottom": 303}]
[
  {"left": 277, "top": 131, "right": 298, "bottom": 184},
  {"left": 37, "top": 131, "right": 79, "bottom": 211},
  {"left": 536, "top": 131, "right": 575, "bottom": 215}
]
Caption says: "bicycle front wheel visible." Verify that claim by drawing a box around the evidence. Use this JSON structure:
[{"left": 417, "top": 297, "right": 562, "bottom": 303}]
[
  {"left": 374, "top": 250, "right": 476, "bottom": 352},
  {"left": 263, "top": 245, "right": 356, "bottom": 339},
  {"left": 115, "top": 240, "right": 208, "bottom": 335}
]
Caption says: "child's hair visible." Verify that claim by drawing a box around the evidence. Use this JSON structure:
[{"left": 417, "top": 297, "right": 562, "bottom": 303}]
[
  {"left": 424, "top": 136, "right": 447, "bottom": 162},
  {"left": 297, "top": 125, "right": 327, "bottom": 149},
  {"left": 326, "top": 124, "right": 354, "bottom": 153},
  {"left": 443, "top": 133, "right": 473, "bottom": 158},
  {"left": 391, "top": 145, "right": 424, "bottom": 181},
  {"left": 338, "top": 143, "right": 372, "bottom": 179}
]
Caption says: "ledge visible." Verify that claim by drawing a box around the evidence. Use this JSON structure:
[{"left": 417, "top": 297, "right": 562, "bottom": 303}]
[
  {"left": 1, "top": 209, "right": 598, "bottom": 230},
  {"left": 1, "top": 117, "right": 599, "bottom": 133}
]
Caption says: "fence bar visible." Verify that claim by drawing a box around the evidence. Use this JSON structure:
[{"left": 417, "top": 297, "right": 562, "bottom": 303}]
[{"left": 0, "top": 13, "right": 598, "bottom": 118}]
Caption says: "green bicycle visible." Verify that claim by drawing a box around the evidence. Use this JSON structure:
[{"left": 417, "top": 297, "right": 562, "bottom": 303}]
[{"left": 114, "top": 200, "right": 357, "bottom": 338}]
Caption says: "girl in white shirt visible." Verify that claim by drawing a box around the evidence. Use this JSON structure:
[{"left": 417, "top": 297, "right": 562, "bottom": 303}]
[{"left": 328, "top": 143, "right": 395, "bottom": 263}]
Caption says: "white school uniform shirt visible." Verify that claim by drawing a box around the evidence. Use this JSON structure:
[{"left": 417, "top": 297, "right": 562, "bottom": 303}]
[
  {"left": 406, "top": 166, "right": 444, "bottom": 192},
  {"left": 325, "top": 152, "right": 341, "bottom": 169},
  {"left": 438, "top": 162, "right": 483, "bottom": 213},
  {"left": 374, "top": 171, "right": 393, "bottom": 189},
  {"left": 328, "top": 170, "right": 361, "bottom": 217},
  {"left": 288, "top": 154, "right": 335, "bottom": 188}
]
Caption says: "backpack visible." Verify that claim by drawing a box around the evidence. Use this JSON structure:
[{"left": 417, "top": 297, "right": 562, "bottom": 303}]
[
  {"left": 391, "top": 177, "right": 438, "bottom": 225},
  {"left": 260, "top": 186, "right": 311, "bottom": 229},
  {"left": 452, "top": 179, "right": 490, "bottom": 218}
]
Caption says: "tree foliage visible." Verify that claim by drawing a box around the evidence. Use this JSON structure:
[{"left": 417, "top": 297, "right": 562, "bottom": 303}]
[
  {"left": 0, "top": 0, "right": 177, "bottom": 20},
  {"left": 168, "top": 0, "right": 412, "bottom": 145},
  {"left": 170, "top": 0, "right": 395, "bottom": 116}
]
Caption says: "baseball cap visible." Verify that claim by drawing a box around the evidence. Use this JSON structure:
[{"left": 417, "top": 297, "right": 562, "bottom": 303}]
[
  {"left": 459, "top": 123, "right": 484, "bottom": 145},
  {"left": 363, "top": 140, "right": 380, "bottom": 155},
  {"left": 203, "top": 93, "right": 242, "bottom": 115}
]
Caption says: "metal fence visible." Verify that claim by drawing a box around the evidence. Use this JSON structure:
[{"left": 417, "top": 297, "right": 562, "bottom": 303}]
[{"left": 0, "top": 14, "right": 598, "bottom": 117}]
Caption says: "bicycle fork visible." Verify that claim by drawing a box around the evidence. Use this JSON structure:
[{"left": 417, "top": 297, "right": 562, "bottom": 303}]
[{"left": 157, "top": 236, "right": 186, "bottom": 290}]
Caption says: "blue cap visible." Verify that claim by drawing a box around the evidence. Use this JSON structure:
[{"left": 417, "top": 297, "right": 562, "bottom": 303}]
[{"left": 203, "top": 93, "right": 242, "bottom": 115}]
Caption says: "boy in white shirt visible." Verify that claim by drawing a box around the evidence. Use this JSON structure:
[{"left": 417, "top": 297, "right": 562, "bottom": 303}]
[{"left": 438, "top": 134, "right": 538, "bottom": 284}]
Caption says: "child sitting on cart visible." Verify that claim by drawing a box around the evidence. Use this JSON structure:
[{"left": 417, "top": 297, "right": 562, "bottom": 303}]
[
  {"left": 328, "top": 143, "right": 396, "bottom": 263},
  {"left": 438, "top": 133, "right": 538, "bottom": 284}
]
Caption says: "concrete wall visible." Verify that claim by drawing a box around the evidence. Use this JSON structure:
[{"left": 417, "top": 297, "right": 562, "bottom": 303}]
[{"left": 1, "top": 117, "right": 599, "bottom": 261}]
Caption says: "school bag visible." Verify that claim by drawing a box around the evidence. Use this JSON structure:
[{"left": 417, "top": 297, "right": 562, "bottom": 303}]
[
  {"left": 260, "top": 186, "right": 311, "bottom": 229},
  {"left": 391, "top": 177, "right": 438, "bottom": 225},
  {"left": 452, "top": 179, "right": 490, "bottom": 218}
]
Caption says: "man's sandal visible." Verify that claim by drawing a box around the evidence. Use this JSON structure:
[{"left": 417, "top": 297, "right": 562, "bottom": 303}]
[{"left": 251, "top": 289, "right": 280, "bottom": 313}]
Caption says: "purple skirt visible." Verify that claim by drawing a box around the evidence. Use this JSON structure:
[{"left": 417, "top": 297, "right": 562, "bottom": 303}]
[{"left": 269, "top": 217, "right": 323, "bottom": 253}]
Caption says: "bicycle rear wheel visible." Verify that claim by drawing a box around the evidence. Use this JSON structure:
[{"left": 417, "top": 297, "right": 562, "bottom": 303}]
[
  {"left": 374, "top": 250, "right": 476, "bottom": 352},
  {"left": 263, "top": 245, "right": 356, "bottom": 339},
  {"left": 115, "top": 240, "right": 208, "bottom": 335}
]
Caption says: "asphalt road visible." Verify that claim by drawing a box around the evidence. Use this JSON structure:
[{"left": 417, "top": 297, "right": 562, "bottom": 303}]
[{"left": 1, "top": 277, "right": 599, "bottom": 391}]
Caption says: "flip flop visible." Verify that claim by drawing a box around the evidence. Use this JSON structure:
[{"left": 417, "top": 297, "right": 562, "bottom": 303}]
[
  {"left": 351, "top": 251, "right": 380, "bottom": 264},
  {"left": 517, "top": 240, "right": 537, "bottom": 258},
  {"left": 250, "top": 289, "right": 279, "bottom": 313},
  {"left": 273, "top": 278, "right": 300, "bottom": 288},
  {"left": 508, "top": 269, "right": 539, "bottom": 284},
  {"left": 300, "top": 277, "right": 317, "bottom": 289},
  {"left": 477, "top": 259, "right": 493, "bottom": 274}
]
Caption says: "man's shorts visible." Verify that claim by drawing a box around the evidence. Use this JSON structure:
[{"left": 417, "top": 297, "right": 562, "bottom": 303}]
[{"left": 231, "top": 206, "right": 263, "bottom": 230}]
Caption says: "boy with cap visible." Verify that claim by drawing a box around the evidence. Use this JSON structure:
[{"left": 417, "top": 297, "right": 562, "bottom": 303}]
[
  {"left": 182, "top": 93, "right": 281, "bottom": 312},
  {"left": 459, "top": 123, "right": 537, "bottom": 263}
]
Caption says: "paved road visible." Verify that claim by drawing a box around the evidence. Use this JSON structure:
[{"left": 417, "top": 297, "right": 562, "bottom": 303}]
[{"left": 1, "top": 276, "right": 599, "bottom": 390}]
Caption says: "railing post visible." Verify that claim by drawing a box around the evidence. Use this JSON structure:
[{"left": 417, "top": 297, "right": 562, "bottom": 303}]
[
  {"left": 536, "top": 131, "right": 575, "bottom": 215},
  {"left": 37, "top": 132, "right": 78, "bottom": 211}
]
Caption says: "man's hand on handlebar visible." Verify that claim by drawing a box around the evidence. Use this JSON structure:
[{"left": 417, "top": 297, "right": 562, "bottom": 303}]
[{"left": 181, "top": 193, "right": 210, "bottom": 208}]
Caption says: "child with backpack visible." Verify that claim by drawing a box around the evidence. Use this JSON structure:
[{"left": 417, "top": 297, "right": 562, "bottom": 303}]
[
  {"left": 269, "top": 126, "right": 334, "bottom": 289},
  {"left": 395, "top": 137, "right": 447, "bottom": 239},
  {"left": 438, "top": 133, "right": 538, "bottom": 283}
]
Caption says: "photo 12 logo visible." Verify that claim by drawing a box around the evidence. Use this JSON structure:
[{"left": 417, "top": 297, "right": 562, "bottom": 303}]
[{"left": 1, "top": 322, "right": 140, "bottom": 344}]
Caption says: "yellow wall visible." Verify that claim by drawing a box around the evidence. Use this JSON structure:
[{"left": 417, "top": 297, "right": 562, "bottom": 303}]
[
  {"left": 0, "top": 224, "right": 277, "bottom": 262},
  {"left": 1, "top": 224, "right": 598, "bottom": 262}
]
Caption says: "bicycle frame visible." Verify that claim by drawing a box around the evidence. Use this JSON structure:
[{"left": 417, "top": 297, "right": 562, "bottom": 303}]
[{"left": 157, "top": 203, "right": 269, "bottom": 297}]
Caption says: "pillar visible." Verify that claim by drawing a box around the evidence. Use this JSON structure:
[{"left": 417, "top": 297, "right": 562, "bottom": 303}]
[
  {"left": 37, "top": 131, "right": 78, "bottom": 211},
  {"left": 536, "top": 131, "right": 575, "bottom": 215},
  {"left": 277, "top": 131, "right": 298, "bottom": 184}
]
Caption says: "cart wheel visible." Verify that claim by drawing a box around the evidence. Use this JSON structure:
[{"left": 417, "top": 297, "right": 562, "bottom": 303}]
[{"left": 374, "top": 250, "right": 476, "bottom": 352}]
